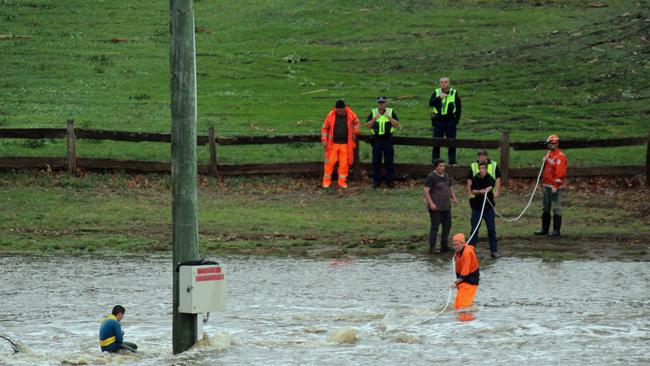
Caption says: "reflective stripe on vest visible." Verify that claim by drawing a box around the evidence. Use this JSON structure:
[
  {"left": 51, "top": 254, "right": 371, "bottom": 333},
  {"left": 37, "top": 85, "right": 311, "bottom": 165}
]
[
  {"left": 432, "top": 88, "right": 456, "bottom": 115},
  {"left": 100, "top": 336, "right": 116, "bottom": 347},
  {"left": 371, "top": 107, "right": 393, "bottom": 136},
  {"left": 471, "top": 161, "right": 497, "bottom": 178}
]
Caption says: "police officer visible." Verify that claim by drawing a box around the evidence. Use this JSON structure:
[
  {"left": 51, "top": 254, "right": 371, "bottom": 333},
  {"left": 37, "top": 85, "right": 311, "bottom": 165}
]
[
  {"left": 429, "top": 77, "right": 462, "bottom": 165},
  {"left": 365, "top": 96, "right": 400, "bottom": 188}
]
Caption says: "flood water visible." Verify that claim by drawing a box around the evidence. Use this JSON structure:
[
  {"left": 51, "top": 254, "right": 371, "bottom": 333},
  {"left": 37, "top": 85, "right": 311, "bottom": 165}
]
[{"left": 0, "top": 254, "right": 648, "bottom": 365}]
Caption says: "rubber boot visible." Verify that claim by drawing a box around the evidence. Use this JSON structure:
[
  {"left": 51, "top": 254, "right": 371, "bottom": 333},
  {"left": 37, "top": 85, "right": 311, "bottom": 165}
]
[
  {"left": 548, "top": 215, "right": 562, "bottom": 237},
  {"left": 534, "top": 213, "right": 551, "bottom": 235}
]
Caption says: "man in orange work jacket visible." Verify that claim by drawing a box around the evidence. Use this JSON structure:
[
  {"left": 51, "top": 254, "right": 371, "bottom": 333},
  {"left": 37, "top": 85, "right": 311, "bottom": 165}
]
[
  {"left": 321, "top": 99, "right": 360, "bottom": 189},
  {"left": 452, "top": 233, "right": 479, "bottom": 311},
  {"left": 534, "top": 134, "right": 568, "bottom": 237}
]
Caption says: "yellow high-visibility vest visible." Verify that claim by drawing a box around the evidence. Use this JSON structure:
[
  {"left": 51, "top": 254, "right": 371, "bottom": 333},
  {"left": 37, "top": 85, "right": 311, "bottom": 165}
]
[
  {"left": 432, "top": 88, "right": 456, "bottom": 115},
  {"left": 471, "top": 160, "right": 497, "bottom": 178},
  {"left": 371, "top": 107, "right": 394, "bottom": 136}
]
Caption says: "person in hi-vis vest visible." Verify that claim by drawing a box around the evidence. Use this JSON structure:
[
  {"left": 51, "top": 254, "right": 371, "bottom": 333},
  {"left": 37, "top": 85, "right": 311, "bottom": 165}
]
[
  {"left": 429, "top": 77, "right": 462, "bottom": 165},
  {"left": 365, "top": 96, "right": 400, "bottom": 188},
  {"left": 466, "top": 149, "right": 501, "bottom": 200}
]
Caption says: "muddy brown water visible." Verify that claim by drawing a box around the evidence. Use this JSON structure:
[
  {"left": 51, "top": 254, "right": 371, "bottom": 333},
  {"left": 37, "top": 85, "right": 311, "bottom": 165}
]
[{"left": 0, "top": 254, "right": 648, "bottom": 365}]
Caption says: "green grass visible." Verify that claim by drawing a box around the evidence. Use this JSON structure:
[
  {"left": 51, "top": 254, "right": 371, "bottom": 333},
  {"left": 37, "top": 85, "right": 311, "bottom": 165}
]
[
  {"left": 1, "top": 0, "right": 648, "bottom": 167},
  {"left": 1, "top": 172, "right": 648, "bottom": 258}
]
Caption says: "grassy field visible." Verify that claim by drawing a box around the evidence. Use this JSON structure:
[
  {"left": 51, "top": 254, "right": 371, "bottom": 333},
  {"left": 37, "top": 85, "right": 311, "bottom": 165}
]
[
  {"left": 1, "top": 0, "right": 648, "bottom": 167},
  {"left": 1, "top": 1, "right": 649, "bottom": 259},
  {"left": 1, "top": 171, "right": 648, "bottom": 259}
]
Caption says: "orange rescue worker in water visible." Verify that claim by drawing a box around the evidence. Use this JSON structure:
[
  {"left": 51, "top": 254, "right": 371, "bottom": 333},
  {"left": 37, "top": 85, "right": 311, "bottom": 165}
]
[
  {"left": 452, "top": 233, "right": 480, "bottom": 310},
  {"left": 321, "top": 99, "right": 360, "bottom": 189}
]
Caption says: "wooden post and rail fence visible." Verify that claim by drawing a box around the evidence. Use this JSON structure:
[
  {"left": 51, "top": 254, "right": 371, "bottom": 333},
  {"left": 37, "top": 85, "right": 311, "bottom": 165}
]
[{"left": 0, "top": 122, "right": 648, "bottom": 187}]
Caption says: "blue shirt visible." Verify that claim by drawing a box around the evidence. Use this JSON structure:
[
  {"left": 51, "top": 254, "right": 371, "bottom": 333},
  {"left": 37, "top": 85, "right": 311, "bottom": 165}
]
[{"left": 99, "top": 315, "right": 123, "bottom": 352}]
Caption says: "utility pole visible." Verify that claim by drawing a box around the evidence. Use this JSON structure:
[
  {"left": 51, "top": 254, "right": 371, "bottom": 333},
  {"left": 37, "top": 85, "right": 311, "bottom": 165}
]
[{"left": 170, "top": 0, "right": 199, "bottom": 354}]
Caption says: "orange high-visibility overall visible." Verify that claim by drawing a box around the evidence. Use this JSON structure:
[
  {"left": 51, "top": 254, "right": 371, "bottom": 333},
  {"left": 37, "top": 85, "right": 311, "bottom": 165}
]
[
  {"left": 324, "top": 143, "right": 349, "bottom": 187},
  {"left": 454, "top": 243, "right": 479, "bottom": 310},
  {"left": 321, "top": 106, "right": 359, "bottom": 188},
  {"left": 455, "top": 282, "right": 478, "bottom": 309}
]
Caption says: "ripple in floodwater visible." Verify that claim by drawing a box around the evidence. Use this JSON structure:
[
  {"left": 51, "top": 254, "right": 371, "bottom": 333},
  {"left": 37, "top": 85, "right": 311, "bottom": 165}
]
[{"left": 0, "top": 255, "right": 648, "bottom": 366}]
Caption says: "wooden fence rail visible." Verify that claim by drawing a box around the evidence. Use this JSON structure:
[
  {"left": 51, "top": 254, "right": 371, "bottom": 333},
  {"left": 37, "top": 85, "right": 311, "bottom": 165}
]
[
  {"left": 510, "top": 137, "right": 647, "bottom": 150},
  {"left": 0, "top": 122, "right": 648, "bottom": 186},
  {"left": 0, "top": 128, "right": 67, "bottom": 139}
]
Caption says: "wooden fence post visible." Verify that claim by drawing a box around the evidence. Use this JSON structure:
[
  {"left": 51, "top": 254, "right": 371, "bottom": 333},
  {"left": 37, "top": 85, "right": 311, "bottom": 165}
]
[
  {"left": 646, "top": 128, "right": 650, "bottom": 188},
  {"left": 499, "top": 131, "right": 510, "bottom": 186},
  {"left": 208, "top": 126, "right": 218, "bottom": 177},
  {"left": 353, "top": 136, "right": 361, "bottom": 182},
  {"left": 66, "top": 119, "right": 76, "bottom": 172}
]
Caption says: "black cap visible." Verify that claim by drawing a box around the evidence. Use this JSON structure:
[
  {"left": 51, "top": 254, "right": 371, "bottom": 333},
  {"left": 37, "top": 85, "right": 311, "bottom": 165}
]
[
  {"left": 376, "top": 96, "right": 387, "bottom": 103},
  {"left": 335, "top": 99, "right": 346, "bottom": 108},
  {"left": 477, "top": 149, "right": 488, "bottom": 156}
]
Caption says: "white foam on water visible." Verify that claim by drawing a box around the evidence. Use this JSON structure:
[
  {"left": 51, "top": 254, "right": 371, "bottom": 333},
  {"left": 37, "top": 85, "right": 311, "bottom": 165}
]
[
  {"left": 192, "top": 332, "right": 233, "bottom": 351},
  {"left": 327, "top": 328, "right": 358, "bottom": 344},
  {"left": 1, "top": 255, "right": 649, "bottom": 365}
]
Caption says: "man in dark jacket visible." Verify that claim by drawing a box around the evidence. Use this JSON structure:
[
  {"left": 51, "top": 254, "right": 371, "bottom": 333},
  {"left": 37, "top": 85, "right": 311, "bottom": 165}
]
[
  {"left": 468, "top": 162, "right": 498, "bottom": 258},
  {"left": 429, "top": 77, "right": 462, "bottom": 165}
]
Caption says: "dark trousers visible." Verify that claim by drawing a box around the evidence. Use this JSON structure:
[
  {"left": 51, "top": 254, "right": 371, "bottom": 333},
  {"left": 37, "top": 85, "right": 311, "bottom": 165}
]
[
  {"left": 429, "top": 209, "right": 452, "bottom": 251},
  {"left": 542, "top": 186, "right": 562, "bottom": 216},
  {"left": 468, "top": 207, "right": 497, "bottom": 253},
  {"left": 432, "top": 120, "right": 457, "bottom": 164},
  {"left": 372, "top": 139, "right": 395, "bottom": 185}
]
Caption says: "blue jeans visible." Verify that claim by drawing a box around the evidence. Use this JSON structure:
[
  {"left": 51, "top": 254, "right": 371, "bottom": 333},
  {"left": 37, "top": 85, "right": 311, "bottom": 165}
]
[
  {"left": 372, "top": 139, "right": 395, "bottom": 184},
  {"left": 469, "top": 207, "right": 497, "bottom": 253},
  {"left": 432, "top": 120, "right": 457, "bottom": 164}
]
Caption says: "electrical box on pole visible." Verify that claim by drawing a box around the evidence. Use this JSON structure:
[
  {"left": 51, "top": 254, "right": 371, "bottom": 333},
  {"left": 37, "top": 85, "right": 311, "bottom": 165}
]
[{"left": 179, "top": 263, "right": 227, "bottom": 314}]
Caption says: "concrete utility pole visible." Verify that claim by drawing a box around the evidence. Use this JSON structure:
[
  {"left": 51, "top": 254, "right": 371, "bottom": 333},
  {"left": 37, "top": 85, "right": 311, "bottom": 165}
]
[{"left": 170, "top": 0, "right": 199, "bottom": 354}]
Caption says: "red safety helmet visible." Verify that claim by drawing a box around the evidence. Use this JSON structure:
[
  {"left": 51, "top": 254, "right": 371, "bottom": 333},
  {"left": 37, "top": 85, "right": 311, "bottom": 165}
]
[{"left": 546, "top": 134, "right": 559, "bottom": 144}]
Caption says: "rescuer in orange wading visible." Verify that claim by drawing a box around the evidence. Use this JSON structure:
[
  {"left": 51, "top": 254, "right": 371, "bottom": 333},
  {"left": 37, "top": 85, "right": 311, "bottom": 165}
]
[
  {"left": 321, "top": 99, "right": 360, "bottom": 189},
  {"left": 452, "top": 233, "right": 479, "bottom": 311},
  {"left": 534, "top": 134, "right": 568, "bottom": 236}
]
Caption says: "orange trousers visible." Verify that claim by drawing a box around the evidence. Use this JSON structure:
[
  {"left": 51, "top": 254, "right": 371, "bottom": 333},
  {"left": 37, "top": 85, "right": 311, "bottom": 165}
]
[
  {"left": 323, "top": 143, "right": 349, "bottom": 187},
  {"left": 454, "top": 282, "right": 478, "bottom": 310}
]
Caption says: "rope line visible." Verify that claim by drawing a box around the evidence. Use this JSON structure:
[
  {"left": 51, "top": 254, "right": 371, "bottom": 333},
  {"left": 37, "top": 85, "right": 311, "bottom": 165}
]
[
  {"left": 433, "top": 193, "right": 488, "bottom": 317},
  {"left": 489, "top": 160, "right": 545, "bottom": 222},
  {"left": 433, "top": 256, "right": 456, "bottom": 317},
  {"left": 0, "top": 335, "right": 19, "bottom": 353},
  {"left": 433, "top": 191, "right": 488, "bottom": 316},
  {"left": 466, "top": 191, "right": 489, "bottom": 244},
  {"left": 432, "top": 159, "right": 545, "bottom": 316}
]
